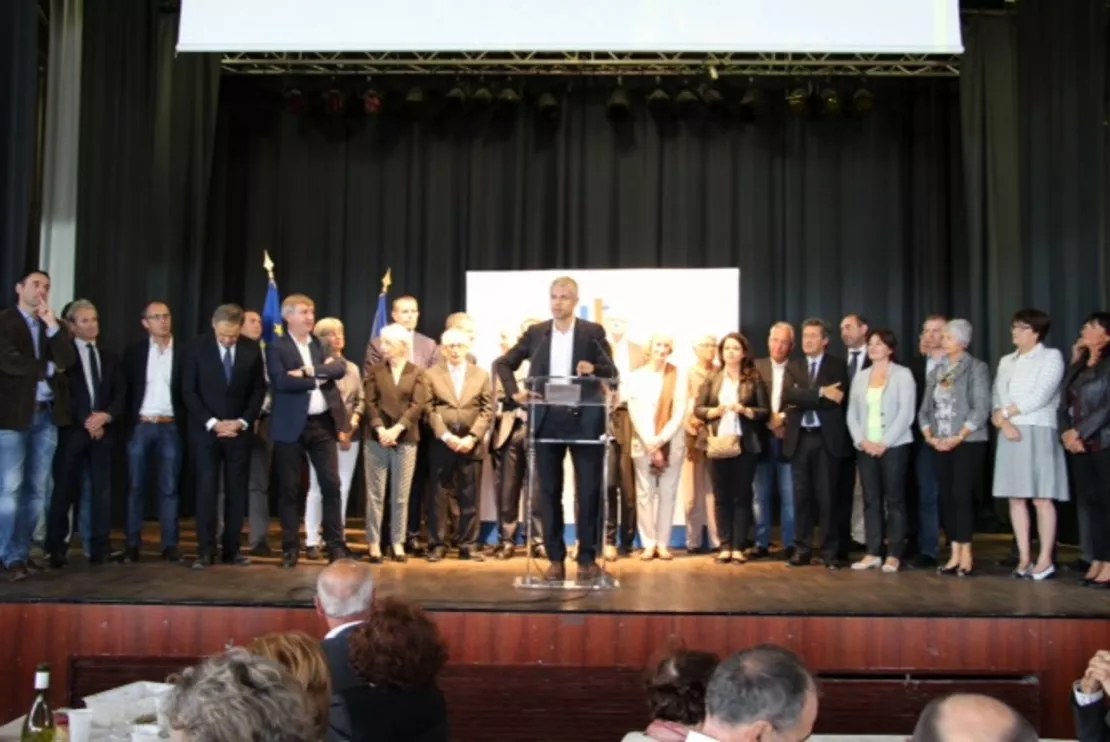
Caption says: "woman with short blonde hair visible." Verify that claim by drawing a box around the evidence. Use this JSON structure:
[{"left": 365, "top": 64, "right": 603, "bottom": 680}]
[{"left": 245, "top": 631, "right": 332, "bottom": 741}]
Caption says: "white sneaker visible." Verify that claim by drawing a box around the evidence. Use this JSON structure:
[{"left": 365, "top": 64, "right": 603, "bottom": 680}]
[{"left": 851, "top": 556, "right": 882, "bottom": 571}]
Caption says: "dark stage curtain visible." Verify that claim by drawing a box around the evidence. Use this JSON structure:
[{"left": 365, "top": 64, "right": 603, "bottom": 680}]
[
  {"left": 75, "top": 2, "right": 221, "bottom": 353},
  {"left": 211, "top": 77, "right": 962, "bottom": 360},
  {"left": 0, "top": 0, "right": 38, "bottom": 292}
]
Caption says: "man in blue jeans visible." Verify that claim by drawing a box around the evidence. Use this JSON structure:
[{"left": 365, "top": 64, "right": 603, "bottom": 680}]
[
  {"left": 0, "top": 270, "right": 76, "bottom": 581},
  {"left": 121, "top": 301, "right": 184, "bottom": 563},
  {"left": 908, "top": 315, "right": 947, "bottom": 568},
  {"left": 752, "top": 322, "right": 796, "bottom": 559}
]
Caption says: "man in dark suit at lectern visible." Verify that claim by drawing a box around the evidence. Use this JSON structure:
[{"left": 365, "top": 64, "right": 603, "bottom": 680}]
[{"left": 493, "top": 276, "right": 616, "bottom": 583}]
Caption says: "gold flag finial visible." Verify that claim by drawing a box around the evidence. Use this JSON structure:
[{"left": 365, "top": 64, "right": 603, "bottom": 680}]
[
  {"left": 381, "top": 268, "right": 392, "bottom": 295},
  {"left": 263, "top": 250, "right": 275, "bottom": 280}
]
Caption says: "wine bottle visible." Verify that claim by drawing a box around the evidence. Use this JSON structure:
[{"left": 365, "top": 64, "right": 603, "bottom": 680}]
[{"left": 20, "top": 663, "right": 56, "bottom": 742}]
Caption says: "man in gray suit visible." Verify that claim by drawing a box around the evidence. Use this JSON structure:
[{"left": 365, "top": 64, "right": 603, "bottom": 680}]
[
  {"left": 424, "top": 328, "right": 492, "bottom": 562},
  {"left": 363, "top": 295, "right": 438, "bottom": 554}
]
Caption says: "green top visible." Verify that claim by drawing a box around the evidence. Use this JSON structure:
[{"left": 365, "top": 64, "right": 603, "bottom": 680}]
[{"left": 866, "top": 386, "right": 885, "bottom": 443}]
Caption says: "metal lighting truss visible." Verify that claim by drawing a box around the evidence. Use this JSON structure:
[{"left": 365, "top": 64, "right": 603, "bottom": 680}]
[{"left": 219, "top": 51, "right": 960, "bottom": 77}]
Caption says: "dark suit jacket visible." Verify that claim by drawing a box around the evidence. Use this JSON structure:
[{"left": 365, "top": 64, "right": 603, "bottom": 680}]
[
  {"left": 267, "top": 334, "right": 348, "bottom": 444},
  {"left": 693, "top": 369, "right": 770, "bottom": 456},
  {"left": 180, "top": 333, "right": 267, "bottom": 438},
  {"left": 492, "top": 318, "right": 617, "bottom": 437},
  {"left": 0, "top": 308, "right": 77, "bottom": 430},
  {"left": 331, "top": 684, "right": 449, "bottom": 742},
  {"left": 64, "top": 340, "right": 125, "bottom": 432},
  {"left": 753, "top": 357, "right": 790, "bottom": 461},
  {"left": 425, "top": 363, "right": 492, "bottom": 459},
  {"left": 364, "top": 331, "right": 439, "bottom": 374},
  {"left": 121, "top": 338, "right": 185, "bottom": 431},
  {"left": 1074, "top": 693, "right": 1110, "bottom": 742},
  {"left": 365, "top": 362, "right": 428, "bottom": 444},
  {"left": 781, "top": 354, "right": 850, "bottom": 459},
  {"left": 321, "top": 624, "right": 363, "bottom": 694}
]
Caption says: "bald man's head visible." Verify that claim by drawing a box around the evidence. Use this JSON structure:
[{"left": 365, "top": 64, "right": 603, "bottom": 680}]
[
  {"left": 314, "top": 559, "right": 375, "bottom": 628},
  {"left": 912, "top": 694, "right": 1037, "bottom": 742}
]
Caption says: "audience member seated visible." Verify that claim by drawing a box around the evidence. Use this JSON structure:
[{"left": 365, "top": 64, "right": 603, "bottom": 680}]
[
  {"left": 912, "top": 693, "right": 1038, "bottom": 742},
  {"left": 688, "top": 645, "right": 817, "bottom": 742},
  {"left": 622, "top": 647, "right": 719, "bottom": 742},
  {"left": 164, "top": 649, "right": 316, "bottom": 742},
  {"left": 332, "top": 597, "right": 450, "bottom": 742},
  {"left": 1073, "top": 649, "right": 1110, "bottom": 742},
  {"left": 246, "top": 631, "right": 332, "bottom": 742},
  {"left": 316, "top": 559, "right": 376, "bottom": 693}
]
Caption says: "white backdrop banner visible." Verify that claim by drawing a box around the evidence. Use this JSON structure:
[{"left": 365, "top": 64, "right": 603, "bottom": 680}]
[
  {"left": 178, "top": 0, "right": 962, "bottom": 54},
  {"left": 466, "top": 268, "right": 740, "bottom": 541}
]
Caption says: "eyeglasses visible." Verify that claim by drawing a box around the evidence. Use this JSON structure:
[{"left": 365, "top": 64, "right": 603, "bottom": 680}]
[
  {"left": 1011, "top": 323, "right": 1032, "bottom": 332},
  {"left": 145, "top": 313, "right": 171, "bottom": 321}
]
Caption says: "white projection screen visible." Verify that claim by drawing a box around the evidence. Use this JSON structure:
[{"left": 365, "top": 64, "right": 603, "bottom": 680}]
[
  {"left": 178, "top": 0, "right": 963, "bottom": 55},
  {"left": 467, "top": 268, "right": 740, "bottom": 546}
]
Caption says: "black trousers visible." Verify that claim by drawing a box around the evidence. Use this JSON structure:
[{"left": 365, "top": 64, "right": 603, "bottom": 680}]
[
  {"left": 492, "top": 418, "right": 543, "bottom": 545},
  {"left": 935, "top": 441, "right": 986, "bottom": 545},
  {"left": 535, "top": 410, "right": 604, "bottom": 565},
  {"left": 835, "top": 449, "right": 858, "bottom": 555},
  {"left": 45, "top": 426, "right": 113, "bottom": 558},
  {"left": 274, "top": 415, "right": 344, "bottom": 553},
  {"left": 857, "top": 444, "right": 911, "bottom": 559},
  {"left": 1073, "top": 448, "right": 1110, "bottom": 562},
  {"left": 791, "top": 430, "right": 841, "bottom": 559},
  {"left": 428, "top": 442, "right": 481, "bottom": 550},
  {"left": 604, "top": 407, "right": 637, "bottom": 549},
  {"left": 194, "top": 431, "right": 251, "bottom": 557},
  {"left": 709, "top": 451, "right": 758, "bottom": 550},
  {"left": 406, "top": 434, "right": 431, "bottom": 545}
]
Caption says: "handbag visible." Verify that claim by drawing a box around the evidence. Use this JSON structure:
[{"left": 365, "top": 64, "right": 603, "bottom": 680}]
[{"left": 706, "top": 433, "right": 742, "bottom": 459}]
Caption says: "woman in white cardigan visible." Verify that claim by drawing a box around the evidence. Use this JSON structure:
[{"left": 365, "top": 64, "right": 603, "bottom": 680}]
[
  {"left": 627, "top": 334, "right": 687, "bottom": 560},
  {"left": 846, "top": 329, "right": 916, "bottom": 573}
]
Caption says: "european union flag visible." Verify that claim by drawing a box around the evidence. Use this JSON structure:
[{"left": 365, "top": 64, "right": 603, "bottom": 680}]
[
  {"left": 370, "top": 268, "right": 392, "bottom": 340},
  {"left": 261, "top": 251, "right": 283, "bottom": 345}
]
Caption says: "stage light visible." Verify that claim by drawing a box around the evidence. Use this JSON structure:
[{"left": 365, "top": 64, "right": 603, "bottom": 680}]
[
  {"left": 362, "top": 89, "right": 383, "bottom": 115},
  {"left": 675, "top": 88, "right": 702, "bottom": 119},
  {"left": 708, "top": 64, "right": 719, "bottom": 81},
  {"left": 444, "top": 85, "right": 466, "bottom": 111},
  {"left": 702, "top": 87, "right": 726, "bottom": 117},
  {"left": 498, "top": 88, "right": 520, "bottom": 104},
  {"left": 819, "top": 88, "right": 841, "bottom": 116},
  {"left": 405, "top": 87, "right": 425, "bottom": 118},
  {"left": 471, "top": 86, "right": 493, "bottom": 110},
  {"left": 536, "top": 92, "right": 560, "bottom": 123},
  {"left": 852, "top": 87, "right": 875, "bottom": 116},
  {"left": 606, "top": 88, "right": 631, "bottom": 123},
  {"left": 284, "top": 88, "right": 305, "bottom": 116},
  {"left": 739, "top": 88, "right": 764, "bottom": 122},
  {"left": 646, "top": 87, "right": 673, "bottom": 123},
  {"left": 323, "top": 89, "right": 346, "bottom": 116},
  {"left": 785, "top": 86, "right": 809, "bottom": 116}
]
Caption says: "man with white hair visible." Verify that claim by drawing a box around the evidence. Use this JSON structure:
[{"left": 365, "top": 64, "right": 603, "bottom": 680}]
[
  {"left": 316, "top": 559, "right": 375, "bottom": 692},
  {"left": 423, "top": 327, "right": 492, "bottom": 561},
  {"left": 691, "top": 645, "right": 818, "bottom": 742}
]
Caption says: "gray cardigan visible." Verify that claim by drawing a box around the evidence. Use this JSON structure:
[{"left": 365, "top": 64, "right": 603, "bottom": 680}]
[
  {"left": 917, "top": 353, "right": 992, "bottom": 443},
  {"left": 847, "top": 363, "right": 916, "bottom": 449}
]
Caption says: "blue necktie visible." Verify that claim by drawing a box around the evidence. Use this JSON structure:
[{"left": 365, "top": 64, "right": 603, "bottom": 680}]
[
  {"left": 223, "top": 347, "right": 234, "bottom": 383},
  {"left": 804, "top": 360, "right": 819, "bottom": 428}
]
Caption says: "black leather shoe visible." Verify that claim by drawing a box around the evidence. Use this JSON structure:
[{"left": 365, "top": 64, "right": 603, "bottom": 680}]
[
  {"left": 249, "top": 542, "right": 273, "bottom": 558},
  {"left": 281, "top": 551, "right": 298, "bottom": 569},
  {"left": 426, "top": 546, "right": 447, "bottom": 563},
  {"left": 749, "top": 546, "right": 771, "bottom": 560},
  {"left": 327, "top": 546, "right": 354, "bottom": 563},
  {"left": 367, "top": 551, "right": 383, "bottom": 564},
  {"left": 87, "top": 553, "right": 107, "bottom": 566},
  {"left": 222, "top": 554, "right": 251, "bottom": 567},
  {"left": 304, "top": 546, "right": 323, "bottom": 561},
  {"left": 544, "top": 562, "right": 566, "bottom": 581},
  {"left": 406, "top": 540, "right": 426, "bottom": 558},
  {"left": 937, "top": 564, "right": 959, "bottom": 576},
  {"left": 913, "top": 554, "right": 938, "bottom": 569},
  {"left": 498, "top": 544, "right": 515, "bottom": 560},
  {"left": 824, "top": 559, "right": 845, "bottom": 571},
  {"left": 787, "top": 553, "right": 812, "bottom": 568},
  {"left": 458, "top": 548, "right": 484, "bottom": 562},
  {"left": 48, "top": 553, "right": 68, "bottom": 569},
  {"left": 162, "top": 548, "right": 183, "bottom": 564},
  {"left": 123, "top": 546, "right": 141, "bottom": 563},
  {"left": 192, "top": 554, "right": 215, "bottom": 570},
  {"left": 577, "top": 563, "right": 601, "bottom": 582}
]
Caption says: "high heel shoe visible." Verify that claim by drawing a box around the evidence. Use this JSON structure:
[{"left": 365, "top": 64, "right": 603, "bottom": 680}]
[
  {"left": 937, "top": 564, "right": 959, "bottom": 576},
  {"left": 1029, "top": 564, "right": 1056, "bottom": 581},
  {"left": 957, "top": 567, "right": 975, "bottom": 577}
]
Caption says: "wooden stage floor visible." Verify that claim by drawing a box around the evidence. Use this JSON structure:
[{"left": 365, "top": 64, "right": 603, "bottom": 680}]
[{"left": 0, "top": 522, "right": 1106, "bottom": 618}]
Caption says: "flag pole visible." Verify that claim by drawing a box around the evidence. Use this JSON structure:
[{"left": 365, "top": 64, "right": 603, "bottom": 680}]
[
  {"left": 381, "top": 267, "right": 392, "bottom": 295},
  {"left": 263, "top": 250, "right": 276, "bottom": 282}
]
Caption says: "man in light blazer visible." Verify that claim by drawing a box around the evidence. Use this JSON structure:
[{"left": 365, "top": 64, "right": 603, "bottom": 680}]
[
  {"left": 492, "top": 276, "right": 617, "bottom": 583},
  {"left": 268, "top": 294, "right": 352, "bottom": 569},
  {"left": 424, "top": 328, "right": 492, "bottom": 561},
  {"left": 781, "top": 318, "right": 850, "bottom": 570}
]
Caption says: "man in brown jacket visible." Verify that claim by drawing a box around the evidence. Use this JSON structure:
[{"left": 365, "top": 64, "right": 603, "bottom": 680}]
[{"left": 0, "top": 270, "right": 76, "bottom": 580}]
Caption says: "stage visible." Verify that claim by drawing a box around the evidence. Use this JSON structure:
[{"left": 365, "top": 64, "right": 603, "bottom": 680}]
[{"left": 0, "top": 525, "right": 1108, "bottom": 741}]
